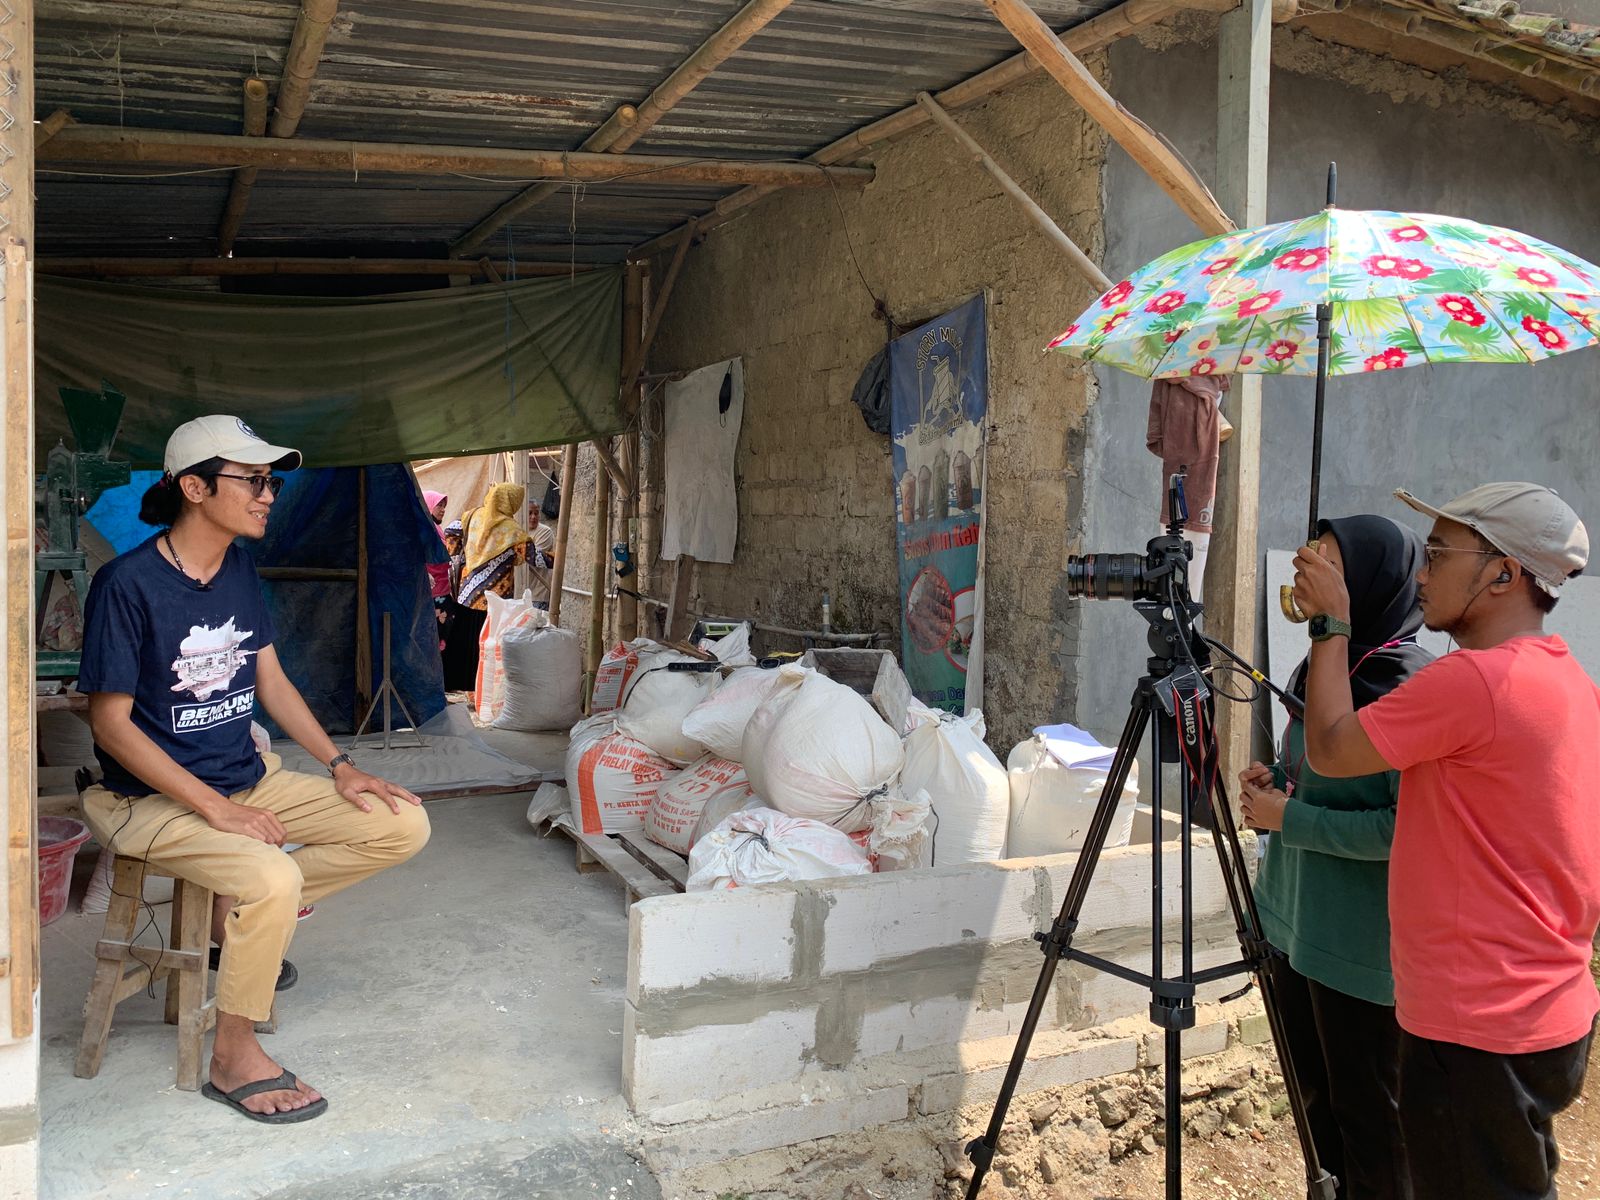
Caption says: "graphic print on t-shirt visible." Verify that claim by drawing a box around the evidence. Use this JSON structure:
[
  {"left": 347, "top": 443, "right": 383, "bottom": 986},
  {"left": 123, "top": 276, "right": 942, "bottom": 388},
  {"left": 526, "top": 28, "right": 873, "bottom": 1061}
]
[{"left": 169, "top": 618, "right": 257, "bottom": 733}]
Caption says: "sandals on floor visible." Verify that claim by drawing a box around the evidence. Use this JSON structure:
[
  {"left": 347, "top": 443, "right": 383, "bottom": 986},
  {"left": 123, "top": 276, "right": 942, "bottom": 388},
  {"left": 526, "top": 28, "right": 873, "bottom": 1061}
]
[
  {"left": 201, "top": 1069, "right": 328, "bottom": 1124},
  {"left": 208, "top": 948, "right": 298, "bottom": 991}
]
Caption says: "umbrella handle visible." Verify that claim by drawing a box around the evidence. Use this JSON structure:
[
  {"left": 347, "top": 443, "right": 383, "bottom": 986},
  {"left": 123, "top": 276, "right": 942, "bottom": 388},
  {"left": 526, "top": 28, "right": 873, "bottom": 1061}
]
[{"left": 1279, "top": 540, "right": 1317, "bottom": 623}]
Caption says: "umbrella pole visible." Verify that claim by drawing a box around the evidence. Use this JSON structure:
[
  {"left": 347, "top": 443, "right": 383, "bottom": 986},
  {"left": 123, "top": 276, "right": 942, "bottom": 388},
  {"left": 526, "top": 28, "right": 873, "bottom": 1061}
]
[{"left": 1307, "top": 301, "right": 1332, "bottom": 541}]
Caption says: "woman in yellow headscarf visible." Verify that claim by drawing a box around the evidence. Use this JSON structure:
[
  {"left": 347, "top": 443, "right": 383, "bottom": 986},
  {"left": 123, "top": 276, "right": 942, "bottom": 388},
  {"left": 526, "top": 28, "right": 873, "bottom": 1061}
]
[{"left": 440, "top": 483, "right": 531, "bottom": 690}]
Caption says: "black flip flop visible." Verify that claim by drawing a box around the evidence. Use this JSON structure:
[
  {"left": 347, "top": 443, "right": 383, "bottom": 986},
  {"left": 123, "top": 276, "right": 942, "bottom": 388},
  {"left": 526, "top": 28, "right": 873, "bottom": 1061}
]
[
  {"left": 201, "top": 1069, "right": 328, "bottom": 1124},
  {"left": 208, "top": 948, "right": 297, "bottom": 991}
]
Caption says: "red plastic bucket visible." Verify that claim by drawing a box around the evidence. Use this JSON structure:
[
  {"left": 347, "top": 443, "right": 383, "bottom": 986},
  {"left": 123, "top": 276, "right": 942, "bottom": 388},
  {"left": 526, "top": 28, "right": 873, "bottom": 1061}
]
[{"left": 39, "top": 817, "right": 91, "bottom": 926}]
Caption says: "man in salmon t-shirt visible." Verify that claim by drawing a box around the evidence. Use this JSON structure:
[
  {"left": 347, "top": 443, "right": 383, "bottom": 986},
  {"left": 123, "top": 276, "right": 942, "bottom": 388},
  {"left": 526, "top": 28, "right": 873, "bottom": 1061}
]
[{"left": 1290, "top": 481, "right": 1599, "bottom": 1200}]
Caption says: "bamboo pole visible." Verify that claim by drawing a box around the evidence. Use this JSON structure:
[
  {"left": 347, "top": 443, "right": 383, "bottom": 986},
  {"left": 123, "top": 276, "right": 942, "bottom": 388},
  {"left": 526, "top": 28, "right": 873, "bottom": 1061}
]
[
  {"left": 619, "top": 263, "right": 646, "bottom": 640},
  {"left": 585, "top": 448, "right": 613, "bottom": 705},
  {"left": 982, "top": 0, "right": 1234, "bottom": 236},
  {"left": 621, "top": 227, "right": 692, "bottom": 391},
  {"left": 549, "top": 445, "right": 578, "bottom": 626},
  {"left": 35, "top": 108, "right": 72, "bottom": 147},
  {"left": 270, "top": 0, "right": 339, "bottom": 138},
  {"left": 4, "top": 0, "right": 37, "bottom": 1040},
  {"left": 631, "top": 0, "right": 1234, "bottom": 259},
  {"left": 915, "top": 92, "right": 1112, "bottom": 292},
  {"left": 452, "top": 0, "right": 796, "bottom": 256},
  {"left": 37, "top": 256, "right": 586, "bottom": 278},
  {"left": 216, "top": 78, "right": 271, "bottom": 256},
  {"left": 41, "top": 126, "right": 875, "bottom": 189}
]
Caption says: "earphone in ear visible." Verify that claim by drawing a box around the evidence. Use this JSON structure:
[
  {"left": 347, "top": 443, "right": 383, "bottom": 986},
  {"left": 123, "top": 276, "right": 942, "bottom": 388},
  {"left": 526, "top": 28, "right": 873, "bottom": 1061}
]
[{"left": 1495, "top": 570, "right": 1512, "bottom": 584}]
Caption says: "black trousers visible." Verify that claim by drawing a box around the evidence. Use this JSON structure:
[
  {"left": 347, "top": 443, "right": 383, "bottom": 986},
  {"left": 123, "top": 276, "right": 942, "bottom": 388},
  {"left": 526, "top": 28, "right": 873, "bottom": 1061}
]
[
  {"left": 1266, "top": 953, "right": 1412, "bottom": 1200},
  {"left": 1398, "top": 1020, "right": 1594, "bottom": 1200},
  {"left": 439, "top": 602, "right": 487, "bottom": 692}
]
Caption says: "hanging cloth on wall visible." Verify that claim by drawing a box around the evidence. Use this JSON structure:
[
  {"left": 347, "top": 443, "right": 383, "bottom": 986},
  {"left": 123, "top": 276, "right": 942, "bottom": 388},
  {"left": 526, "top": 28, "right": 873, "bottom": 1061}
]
[
  {"left": 1146, "top": 375, "right": 1227, "bottom": 534},
  {"left": 663, "top": 358, "right": 744, "bottom": 564}
]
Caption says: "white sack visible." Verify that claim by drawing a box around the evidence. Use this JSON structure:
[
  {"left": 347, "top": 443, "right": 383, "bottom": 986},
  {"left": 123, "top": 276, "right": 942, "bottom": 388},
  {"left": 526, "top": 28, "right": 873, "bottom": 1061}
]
[
  {"left": 591, "top": 638, "right": 661, "bottom": 713},
  {"left": 680, "top": 666, "right": 784, "bottom": 762},
  {"left": 645, "top": 755, "right": 752, "bottom": 855},
  {"left": 525, "top": 782, "right": 570, "bottom": 830},
  {"left": 476, "top": 591, "right": 543, "bottom": 721},
  {"left": 1005, "top": 735, "right": 1140, "bottom": 858},
  {"left": 699, "top": 622, "right": 755, "bottom": 668},
  {"left": 692, "top": 790, "right": 768, "bottom": 850},
  {"left": 867, "top": 787, "right": 934, "bottom": 872},
  {"left": 686, "top": 808, "right": 872, "bottom": 891},
  {"left": 617, "top": 648, "right": 719, "bottom": 766},
  {"left": 565, "top": 715, "right": 678, "bottom": 835},
  {"left": 741, "top": 665, "right": 905, "bottom": 832},
  {"left": 901, "top": 702, "right": 1008, "bottom": 865},
  {"left": 494, "top": 624, "right": 583, "bottom": 732}
]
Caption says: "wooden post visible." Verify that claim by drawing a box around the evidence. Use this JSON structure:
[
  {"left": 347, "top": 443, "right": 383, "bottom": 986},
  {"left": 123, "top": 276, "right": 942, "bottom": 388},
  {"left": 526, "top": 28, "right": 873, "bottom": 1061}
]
[
  {"left": 619, "top": 263, "right": 646, "bottom": 640},
  {"left": 622, "top": 228, "right": 693, "bottom": 392},
  {"left": 355, "top": 468, "right": 372, "bottom": 721},
  {"left": 549, "top": 445, "right": 578, "bottom": 626},
  {"left": 2, "top": 0, "right": 36, "bottom": 1039},
  {"left": 450, "top": 0, "right": 797, "bottom": 256},
  {"left": 915, "top": 92, "right": 1111, "bottom": 292},
  {"left": 513, "top": 449, "right": 531, "bottom": 599},
  {"left": 981, "top": 0, "right": 1234, "bottom": 237},
  {"left": 585, "top": 449, "right": 613, "bottom": 704},
  {"left": 1207, "top": 0, "right": 1271, "bottom": 783},
  {"left": 664, "top": 556, "right": 696, "bottom": 642}
]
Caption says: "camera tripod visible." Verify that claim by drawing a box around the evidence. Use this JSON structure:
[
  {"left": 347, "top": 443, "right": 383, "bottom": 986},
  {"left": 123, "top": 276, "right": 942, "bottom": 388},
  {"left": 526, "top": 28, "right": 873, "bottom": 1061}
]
[{"left": 964, "top": 553, "right": 1334, "bottom": 1199}]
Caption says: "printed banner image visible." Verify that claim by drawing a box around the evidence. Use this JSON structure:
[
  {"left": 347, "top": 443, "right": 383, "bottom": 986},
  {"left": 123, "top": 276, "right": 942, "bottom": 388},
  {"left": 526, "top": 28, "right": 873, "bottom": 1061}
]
[{"left": 889, "top": 293, "right": 988, "bottom": 715}]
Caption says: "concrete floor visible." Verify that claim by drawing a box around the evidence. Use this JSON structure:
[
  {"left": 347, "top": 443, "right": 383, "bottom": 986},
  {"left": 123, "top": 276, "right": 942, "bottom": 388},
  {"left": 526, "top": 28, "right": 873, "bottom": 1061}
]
[{"left": 38, "top": 791, "right": 660, "bottom": 1200}]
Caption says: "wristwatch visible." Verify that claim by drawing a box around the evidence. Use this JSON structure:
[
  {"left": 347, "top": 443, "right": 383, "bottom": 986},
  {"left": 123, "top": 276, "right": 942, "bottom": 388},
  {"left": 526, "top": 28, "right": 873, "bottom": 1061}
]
[
  {"left": 327, "top": 752, "right": 356, "bottom": 776},
  {"left": 1308, "top": 614, "right": 1352, "bottom": 643}
]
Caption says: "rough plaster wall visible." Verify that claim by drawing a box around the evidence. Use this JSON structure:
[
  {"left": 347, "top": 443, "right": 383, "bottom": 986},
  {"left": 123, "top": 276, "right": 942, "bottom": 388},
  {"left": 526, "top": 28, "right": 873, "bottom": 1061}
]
[
  {"left": 1077, "top": 23, "right": 1600, "bottom": 748},
  {"left": 637, "top": 71, "right": 1111, "bottom": 751}
]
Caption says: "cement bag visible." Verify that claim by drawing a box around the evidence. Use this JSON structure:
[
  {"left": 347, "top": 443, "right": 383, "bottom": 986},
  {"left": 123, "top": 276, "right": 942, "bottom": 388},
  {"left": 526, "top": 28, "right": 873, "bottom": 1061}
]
[
  {"left": 686, "top": 808, "right": 873, "bottom": 891},
  {"left": 494, "top": 624, "right": 583, "bottom": 732},
  {"left": 476, "top": 591, "right": 543, "bottom": 721},
  {"left": 692, "top": 790, "right": 768, "bottom": 849},
  {"left": 1005, "top": 735, "right": 1140, "bottom": 858},
  {"left": 645, "top": 755, "right": 753, "bottom": 855},
  {"left": 680, "top": 666, "right": 785, "bottom": 762},
  {"left": 742, "top": 665, "right": 905, "bottom": 832},
  {"left": 901, "top": 702, "right": 1008, "bottom": 865},
  {"left": 618, "top": 649, "right": 719, "bottom": 766},
  {"left": 591, "top": 638, "right": 660, "bottom": 714},
  {"left": 566, "top": 714, "right": 678, "bottom": 835},
  {"left": 868, "top": 787, "right": 934, "bottom": 872}
]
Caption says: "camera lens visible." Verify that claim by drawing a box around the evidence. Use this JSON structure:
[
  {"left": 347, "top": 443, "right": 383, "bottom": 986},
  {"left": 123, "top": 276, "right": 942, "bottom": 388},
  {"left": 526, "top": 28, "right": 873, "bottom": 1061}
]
[{"left": 1066, "top": 552, "right": 1151, "bottom": 602}]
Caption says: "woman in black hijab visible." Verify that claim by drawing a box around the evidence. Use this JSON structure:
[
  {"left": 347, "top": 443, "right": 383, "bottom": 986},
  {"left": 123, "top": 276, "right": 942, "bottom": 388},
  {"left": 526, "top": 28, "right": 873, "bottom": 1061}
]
[{"left": 1239, "top": 515, "right": 1431, "bottom": 1200}]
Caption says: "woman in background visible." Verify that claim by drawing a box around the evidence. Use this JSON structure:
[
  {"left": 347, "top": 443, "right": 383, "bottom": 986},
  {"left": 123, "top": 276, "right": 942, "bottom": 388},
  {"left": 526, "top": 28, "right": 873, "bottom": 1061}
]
[
  {"left": 1238, "top": 514, "right": 1431, "bottom": 1200},
  {"left": 439, "top": 483, "right": 529, "bottom": 691}
]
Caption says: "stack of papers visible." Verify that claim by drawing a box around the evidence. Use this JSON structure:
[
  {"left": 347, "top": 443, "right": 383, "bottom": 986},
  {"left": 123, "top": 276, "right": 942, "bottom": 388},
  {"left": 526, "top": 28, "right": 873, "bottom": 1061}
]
[{"left": 1033, "top": 722, "right": 1116, "bottom": 772}]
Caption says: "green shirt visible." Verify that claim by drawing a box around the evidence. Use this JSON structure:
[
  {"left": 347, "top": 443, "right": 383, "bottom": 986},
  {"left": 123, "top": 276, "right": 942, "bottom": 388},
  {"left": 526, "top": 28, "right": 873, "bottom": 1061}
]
[{"left": 1257, "top": 720, "right": 1398, "bottom": 1006}]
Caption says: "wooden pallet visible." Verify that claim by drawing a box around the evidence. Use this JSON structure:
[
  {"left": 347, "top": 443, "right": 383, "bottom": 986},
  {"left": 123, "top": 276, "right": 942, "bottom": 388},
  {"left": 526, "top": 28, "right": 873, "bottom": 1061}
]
[{"left": 541, "top": 819, "right": 687, "bottom": 908}]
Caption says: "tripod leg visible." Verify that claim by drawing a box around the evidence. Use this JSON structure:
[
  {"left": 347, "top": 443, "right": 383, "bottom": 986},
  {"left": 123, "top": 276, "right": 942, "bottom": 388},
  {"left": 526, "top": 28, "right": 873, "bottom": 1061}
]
[
  {"left": 1198, "top": 755, "right": 1337, "bottom": 1200},
  {"left": 964, "top": 691, "right": 1153, "bottom": 1199}
]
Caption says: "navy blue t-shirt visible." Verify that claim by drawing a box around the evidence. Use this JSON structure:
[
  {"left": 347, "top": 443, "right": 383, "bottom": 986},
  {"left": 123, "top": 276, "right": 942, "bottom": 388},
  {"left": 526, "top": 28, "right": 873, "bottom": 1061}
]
[{"left": 78, "top": 536, "right": 278, "bottom": 798}]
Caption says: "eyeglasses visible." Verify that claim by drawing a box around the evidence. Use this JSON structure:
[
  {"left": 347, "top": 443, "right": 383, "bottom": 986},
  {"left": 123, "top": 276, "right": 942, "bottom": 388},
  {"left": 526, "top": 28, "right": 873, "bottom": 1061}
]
[
  {"left": 1422, "top": 545, "right": 1503, "bottom": 568},
  {"left": 209, "top": 472, "right": 285, "bottom": 499}
]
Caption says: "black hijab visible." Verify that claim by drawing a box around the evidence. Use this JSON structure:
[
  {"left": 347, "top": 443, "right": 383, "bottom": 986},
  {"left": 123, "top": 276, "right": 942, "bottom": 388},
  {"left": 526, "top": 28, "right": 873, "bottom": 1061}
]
[{"left": 1287, "top": 514, "right": 1433, "bottom": 710}]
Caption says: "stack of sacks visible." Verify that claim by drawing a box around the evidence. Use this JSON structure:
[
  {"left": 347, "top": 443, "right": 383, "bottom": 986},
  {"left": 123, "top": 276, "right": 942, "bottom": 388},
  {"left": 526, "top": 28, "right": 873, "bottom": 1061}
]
[
  {"left": 686, "top": 808, "right": 872, "bottom": 891},
  {"left": 565, "top": 713, "right": 678, "bottom": 836},
  {"left": 900, "top": 701, "right": 1009, "bottom": 864},
  {"left": 1005, "top": 723, "right": 1140, "bottom": 857},
  {"left": 476, "top": 592, "right": 544, "bottom": 722}
]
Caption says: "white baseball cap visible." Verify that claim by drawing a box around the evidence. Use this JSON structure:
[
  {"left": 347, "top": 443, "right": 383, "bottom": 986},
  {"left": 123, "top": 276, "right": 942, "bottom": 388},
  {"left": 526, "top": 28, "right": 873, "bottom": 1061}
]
[
  {"left": 163, "top": 415, "right": 301, "bottom": 477},
  {"left": 1396, "top": 482, "right": 1588, "bottom": 596}
]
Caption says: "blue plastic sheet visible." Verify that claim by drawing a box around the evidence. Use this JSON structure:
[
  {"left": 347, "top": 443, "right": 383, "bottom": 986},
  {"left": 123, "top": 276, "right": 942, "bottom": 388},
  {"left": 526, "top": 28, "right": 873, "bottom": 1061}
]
[{"left": 86, "top": 465, "right": 446, "bottom": 734}]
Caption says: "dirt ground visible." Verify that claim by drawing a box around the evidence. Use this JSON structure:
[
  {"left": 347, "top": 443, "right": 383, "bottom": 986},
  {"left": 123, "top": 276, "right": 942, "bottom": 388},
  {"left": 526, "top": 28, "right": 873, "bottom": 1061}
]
[{"left": 661, "top": 959, "right": 1600, "bottom": 1200}]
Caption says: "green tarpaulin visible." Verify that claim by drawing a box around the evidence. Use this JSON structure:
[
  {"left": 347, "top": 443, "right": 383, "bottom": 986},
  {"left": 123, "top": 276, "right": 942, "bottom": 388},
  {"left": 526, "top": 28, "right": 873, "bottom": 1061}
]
[{"left": 34, "top": 271, "right": 624, "bottom": 468}]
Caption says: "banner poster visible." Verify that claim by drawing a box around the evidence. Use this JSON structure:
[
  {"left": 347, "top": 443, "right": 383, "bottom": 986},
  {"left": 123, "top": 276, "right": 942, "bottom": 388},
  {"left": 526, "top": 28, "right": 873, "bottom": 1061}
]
[{"left": 889, "top": 293, "right": 988, "bottom": 716}]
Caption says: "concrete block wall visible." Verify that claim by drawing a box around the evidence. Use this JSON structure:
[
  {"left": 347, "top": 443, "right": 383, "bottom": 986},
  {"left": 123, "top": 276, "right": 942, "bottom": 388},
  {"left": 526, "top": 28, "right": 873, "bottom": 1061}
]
[{"left": 625, "top": 837, "right": 1251, "bottom": 1168}]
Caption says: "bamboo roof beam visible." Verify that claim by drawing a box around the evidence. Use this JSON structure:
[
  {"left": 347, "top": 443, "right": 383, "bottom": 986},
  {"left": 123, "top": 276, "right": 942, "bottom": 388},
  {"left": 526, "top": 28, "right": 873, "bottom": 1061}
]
[
  {"left": 35, "top": 109, "right": 73, "bottom": 147},
  {"left": 216, "top": 78, "right": 270, "bottom": 256},
  {"left": 982, "top": 0, "right": 1234, "bottom": 236},
  {"left": 915, "top": 92, "right": 1111, "bottom": 292},
  {"left": 451, "top": 0, "right": 797, "bottom": 258},
  {"left": 38, "top": 127, "right": 872, "bottom": 189},
  {"left": 270, "top": 0, "right": 338, "bottom": 139},
  {"left": 631, "top": 0, "right": 1238, "bottom": 260},
  {"left": 37, "top": 257, "right": 590, "bottom": 278}
]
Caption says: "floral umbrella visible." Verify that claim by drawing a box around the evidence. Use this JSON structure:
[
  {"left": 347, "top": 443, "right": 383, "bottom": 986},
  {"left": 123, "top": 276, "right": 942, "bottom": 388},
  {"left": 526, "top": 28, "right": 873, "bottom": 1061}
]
[
  {"left": 1047, "top": 208, "right": 1600, "bottom": 378},
  {"left": 1046, "top": 202, "right": 1600, "bottom": 560}
]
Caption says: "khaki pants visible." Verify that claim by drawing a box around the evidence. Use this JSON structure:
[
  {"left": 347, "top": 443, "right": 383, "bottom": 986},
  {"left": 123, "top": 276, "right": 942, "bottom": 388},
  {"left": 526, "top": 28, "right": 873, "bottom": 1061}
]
[{"left": 83, "top": 753, "right": 430, "bottom": 1022}]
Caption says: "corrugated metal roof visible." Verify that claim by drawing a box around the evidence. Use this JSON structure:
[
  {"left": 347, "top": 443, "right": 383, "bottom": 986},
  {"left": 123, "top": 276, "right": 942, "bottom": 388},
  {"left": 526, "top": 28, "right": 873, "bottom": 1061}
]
[{"left": 36, "top": 0, "right": 1122, "bottom": 263}]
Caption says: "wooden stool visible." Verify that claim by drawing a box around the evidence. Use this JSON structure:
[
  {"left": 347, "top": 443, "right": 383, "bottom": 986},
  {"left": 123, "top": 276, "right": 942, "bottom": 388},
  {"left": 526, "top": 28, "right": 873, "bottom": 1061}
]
[{"left": 74, "top": 855, "right": 276, "bottom": 1092}]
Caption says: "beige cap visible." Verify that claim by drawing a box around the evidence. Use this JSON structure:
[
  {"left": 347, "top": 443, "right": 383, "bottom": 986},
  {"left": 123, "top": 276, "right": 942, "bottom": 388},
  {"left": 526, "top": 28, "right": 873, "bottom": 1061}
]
[
  {"left": 163, "top": 415, "right": 301, "bottom": 477},
  {"left": 1396, "top": 482, "right": 1588, "bottom": 596}
]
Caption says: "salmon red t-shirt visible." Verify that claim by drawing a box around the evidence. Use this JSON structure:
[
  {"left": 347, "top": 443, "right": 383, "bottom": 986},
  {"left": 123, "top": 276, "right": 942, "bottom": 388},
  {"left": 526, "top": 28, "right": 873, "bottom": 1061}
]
[{"left": 1357, "top": 635, "right": 1600, "bottom": 1054}]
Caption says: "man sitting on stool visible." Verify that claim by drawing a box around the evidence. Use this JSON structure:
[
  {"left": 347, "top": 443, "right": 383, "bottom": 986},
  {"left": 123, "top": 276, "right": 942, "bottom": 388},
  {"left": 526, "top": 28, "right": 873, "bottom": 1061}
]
[{"left": 78, "top": 416, "right": 430, "bottom": 1124}]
